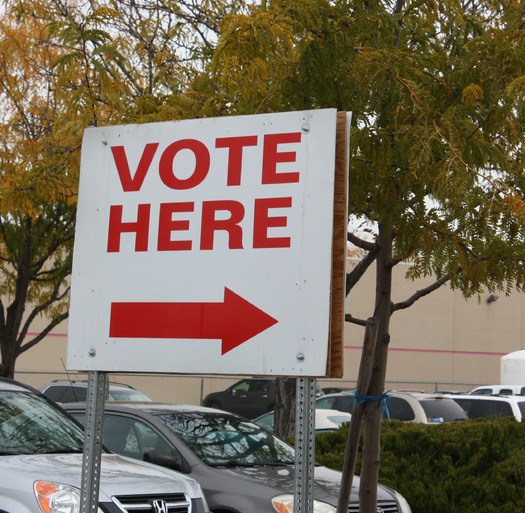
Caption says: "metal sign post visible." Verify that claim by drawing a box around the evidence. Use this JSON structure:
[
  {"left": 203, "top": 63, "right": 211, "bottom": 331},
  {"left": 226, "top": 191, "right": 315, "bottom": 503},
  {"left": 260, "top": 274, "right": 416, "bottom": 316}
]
[
  {"left": 294, "top": 378, "right": 317, "bottom": 513},
  {"left": 80, "top": 371, "right": 108, "bottom": 513}
]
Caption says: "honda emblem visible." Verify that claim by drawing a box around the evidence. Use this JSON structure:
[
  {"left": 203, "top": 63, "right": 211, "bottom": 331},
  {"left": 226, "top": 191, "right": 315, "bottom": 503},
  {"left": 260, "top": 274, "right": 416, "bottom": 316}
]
[{"left": 152, "top": 499, "right": 168, "bottom": 513}]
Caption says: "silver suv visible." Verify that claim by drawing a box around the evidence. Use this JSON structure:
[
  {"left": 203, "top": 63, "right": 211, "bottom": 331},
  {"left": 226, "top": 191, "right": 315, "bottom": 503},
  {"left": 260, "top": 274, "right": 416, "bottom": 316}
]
[
  {"left": 317, "top": 390, "right": 468, "bottom": 423},
  {"left": 40, "top": 379, "right": 152, "bottom": 403},
  {"left": 0, "top": 377, "right": 209, "bottom": 513}
]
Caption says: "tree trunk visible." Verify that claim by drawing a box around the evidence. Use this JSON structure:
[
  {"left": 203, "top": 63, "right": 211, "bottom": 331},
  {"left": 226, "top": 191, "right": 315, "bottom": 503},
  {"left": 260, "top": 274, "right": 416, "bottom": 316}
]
[
  {"left": 0, "top": 332, "right": 18, "bottom": 379},
  {"left": 359, "top": 221, "right": 393, "bottom": 512},
  {"left": 336, "top": 317, "right": 378, "bottom": 513},
  {"left": 274, "top": 377, "right": 296, "bottom": 439}
]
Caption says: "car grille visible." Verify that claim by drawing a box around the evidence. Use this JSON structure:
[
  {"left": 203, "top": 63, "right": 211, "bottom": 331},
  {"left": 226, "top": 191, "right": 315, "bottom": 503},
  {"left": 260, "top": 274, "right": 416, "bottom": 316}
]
[
  {"left": 349, "top": 500, "right": 398, "bottom": 513},
  {"left": 112, "top": 493, "right": 191, "bottom": 512}
]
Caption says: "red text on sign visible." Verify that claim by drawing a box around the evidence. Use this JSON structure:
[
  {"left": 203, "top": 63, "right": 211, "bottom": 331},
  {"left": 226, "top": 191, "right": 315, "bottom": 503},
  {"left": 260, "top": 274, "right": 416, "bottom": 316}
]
[
  {"left": 107, "top": 131, "right": 300, "bottom": 252},
  {"left": 110, "top": 132, "right": 301, "bottom": 191},
  {"left": 107, "top": 198, "right": 293, "bottom": 252}
]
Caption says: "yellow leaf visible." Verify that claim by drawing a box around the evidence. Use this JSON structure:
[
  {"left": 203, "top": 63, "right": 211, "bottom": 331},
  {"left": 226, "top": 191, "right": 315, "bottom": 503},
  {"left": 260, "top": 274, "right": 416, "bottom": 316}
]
[{"left": 462, "top": 84, "right": 484, "bottom": 106}]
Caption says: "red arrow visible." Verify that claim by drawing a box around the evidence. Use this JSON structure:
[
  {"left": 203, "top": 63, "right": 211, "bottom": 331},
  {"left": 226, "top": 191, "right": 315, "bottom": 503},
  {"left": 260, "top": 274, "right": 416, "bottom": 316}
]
[{"left": 109, "top": 287, "right": 278, "bottom": 354}]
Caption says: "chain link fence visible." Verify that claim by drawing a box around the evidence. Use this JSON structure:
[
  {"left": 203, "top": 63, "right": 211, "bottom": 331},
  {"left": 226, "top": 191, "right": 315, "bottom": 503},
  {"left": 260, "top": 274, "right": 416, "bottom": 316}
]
[{"left": 15, "top": 370, "right": 479, "bottom": 405}]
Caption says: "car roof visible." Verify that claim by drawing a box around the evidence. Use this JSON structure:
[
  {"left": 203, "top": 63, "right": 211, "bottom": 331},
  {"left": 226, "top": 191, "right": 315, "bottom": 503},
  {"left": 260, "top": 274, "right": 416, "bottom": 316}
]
[
  {"left": 0, "top": 377, "right": 36, "bottom": 393},
  {"left": 318, "top": 390, "right": 455, "bottom": 400},
  {"left": 64, "top": 401, "right": 233, "bottom": 416},
  {"left": 42, "top": 380, "right": 137, "bottom": 390},
  {"left": 453, "top": 394, "right": 525, "bottom": 403}
]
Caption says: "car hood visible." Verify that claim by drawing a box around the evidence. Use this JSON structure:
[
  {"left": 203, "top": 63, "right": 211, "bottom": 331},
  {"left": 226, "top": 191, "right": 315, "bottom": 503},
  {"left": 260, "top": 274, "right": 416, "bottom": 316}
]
[
  {"left": 214, "top": 463, "right": 394, "bottom": 506},
  {"left": 0, "top": 453, "right": 202, "bottom": 500}
]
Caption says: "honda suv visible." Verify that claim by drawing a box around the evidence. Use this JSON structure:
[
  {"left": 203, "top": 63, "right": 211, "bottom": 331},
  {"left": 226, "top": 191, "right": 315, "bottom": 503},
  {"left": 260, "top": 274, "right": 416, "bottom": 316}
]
[
  {"left": 40, "top": 379, "right": 152, "bottom": 403},
  {"left": 0, "top": 377, "right": 209, "bottom": 513}
]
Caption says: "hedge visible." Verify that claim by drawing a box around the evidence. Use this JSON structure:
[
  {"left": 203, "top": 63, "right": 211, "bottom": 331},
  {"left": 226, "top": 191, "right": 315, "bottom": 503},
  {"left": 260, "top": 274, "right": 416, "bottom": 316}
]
[{"left": 315, "top": 417, "right": 525, "bottom": 513}]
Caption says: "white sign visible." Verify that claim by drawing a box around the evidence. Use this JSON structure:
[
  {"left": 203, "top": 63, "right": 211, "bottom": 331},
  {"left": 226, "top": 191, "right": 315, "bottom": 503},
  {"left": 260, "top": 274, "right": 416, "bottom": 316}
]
[{"left": 67, "top": 109, "right": 339, "bottom": 376}]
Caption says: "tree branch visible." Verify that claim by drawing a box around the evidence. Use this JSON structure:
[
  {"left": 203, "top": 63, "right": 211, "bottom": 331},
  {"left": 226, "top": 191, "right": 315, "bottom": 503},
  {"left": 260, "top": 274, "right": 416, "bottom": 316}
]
[
  {"left": 392, "top": 269, "right": 458, "bottom": 312},
  {"left": 18, "top": 311, "right": 69, "bottom": 356},
  {"left": 346, "top": 246, "right": 378, "bottom": 295},
  {"left": 348, "top": 231, "right": 376, "bottom": 252},
  {"left": 344, "top": 313, "right": 369, "bottom": 326}
]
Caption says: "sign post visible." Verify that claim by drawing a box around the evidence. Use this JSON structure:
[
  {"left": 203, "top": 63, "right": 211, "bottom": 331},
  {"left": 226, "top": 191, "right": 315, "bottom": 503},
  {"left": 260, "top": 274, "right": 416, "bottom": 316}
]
[
  {"left": 295, "top": 378, "right": 317, "bottom": 513},
  {"left": 79, "top": 371, "right": 107, "bottom": 513}
]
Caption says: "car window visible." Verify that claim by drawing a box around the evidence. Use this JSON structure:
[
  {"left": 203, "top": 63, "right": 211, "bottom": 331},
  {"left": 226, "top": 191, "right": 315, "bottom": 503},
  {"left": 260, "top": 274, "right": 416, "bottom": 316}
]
[
  {"left": 105, "top": 415, "right": 171, "bottom": 459},
  {"left": 43, "top": 385, "right": 68, "bottom": 402},
  {"left": 232, "top": 381, "right": 250, "bottom": 393},
  {"left": 419, "top": 400, "right": 468, "bottom": 422},
  {"left": 108, "top": 389, "right": 152, "bottom": 402},
  {"left": 61, "top": 387, "right": 87, "bottom": 403},
  {"left": 316, "top": 397, "right": 336, "bottom": 409},
  {"left": 518, "top": 402, "right": 525, "bottom": 418},
  {"left": 254, "top": 413, "right": 274, "bottom": 431},
  {"left": 157, "top": 411, "right": 295, "bottom": 465},
  {"left": 480, "top": 401, "right": 513, "bottom": 417},
  {"left": 386, "top": 397, "right": 415, "bottom": 421},
  {"left": 456, "top": 399, "right": 513, "bottom": 419},
  {"left": 471, "top": 388, "right": 492, "bottom": 395},
  {"left": 334, "top": 396, "right": 354, "bottom": 414},
  {"left": 249, "top": 380, "right": 271, "bottom": 393},
  {"left": 0, "top": 391, "right": 84, "bottom": 455},
  {"left": 70, "top": 412, "right": 171, "bottom": 459}
]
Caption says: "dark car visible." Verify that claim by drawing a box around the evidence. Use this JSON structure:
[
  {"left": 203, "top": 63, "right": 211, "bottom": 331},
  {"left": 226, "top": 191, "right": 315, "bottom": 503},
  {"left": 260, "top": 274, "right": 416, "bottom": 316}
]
[
  {"left": 203, "top": 378, "right": 324, "bottom": 419},
  {"left": 65, "top": 402, "right": 412, "bottom": 513},
  {"left": 40, "top": 379, "right": 152, "bottom": 403}
]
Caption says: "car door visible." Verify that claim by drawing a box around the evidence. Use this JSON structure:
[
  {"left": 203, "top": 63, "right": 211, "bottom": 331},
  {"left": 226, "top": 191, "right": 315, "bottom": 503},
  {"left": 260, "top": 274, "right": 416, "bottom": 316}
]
[
  {"left": 225, "top": 379, "right": 274, "bottom": 419},
  {"left": 70, "top": 410, "right": 176, "bottom": 461}
]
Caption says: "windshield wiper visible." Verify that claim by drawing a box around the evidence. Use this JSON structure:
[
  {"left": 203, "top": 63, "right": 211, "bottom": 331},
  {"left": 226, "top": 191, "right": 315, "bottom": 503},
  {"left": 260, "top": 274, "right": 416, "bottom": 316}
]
[
  {"left": 208, "top": 460, "right": 258, "bottom": 467},
  {"left": 261, "top": 459, "right": 295, "bottom": 465},
  {"left": 209, "top": 458, "right": 295, "bottom": 467},
  {"left": 40, "top": 448, "right": 83, "bottom": 454}
]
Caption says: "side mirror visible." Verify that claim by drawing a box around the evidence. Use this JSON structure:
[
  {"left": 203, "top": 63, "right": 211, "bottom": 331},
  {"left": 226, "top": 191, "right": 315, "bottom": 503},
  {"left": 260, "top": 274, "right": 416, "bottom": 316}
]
[{"left": 143, "top": 451, "right": 185, "bottom": 473}]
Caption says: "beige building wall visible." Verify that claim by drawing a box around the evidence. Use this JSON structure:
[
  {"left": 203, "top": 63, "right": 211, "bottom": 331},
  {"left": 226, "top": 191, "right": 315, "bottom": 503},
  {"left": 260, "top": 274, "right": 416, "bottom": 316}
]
[
  {"left": 13, "top": 258, "right": 525, "bottom": 400},
  {"left": 342, "top": 260, "right": 525, "bottom": 391}
]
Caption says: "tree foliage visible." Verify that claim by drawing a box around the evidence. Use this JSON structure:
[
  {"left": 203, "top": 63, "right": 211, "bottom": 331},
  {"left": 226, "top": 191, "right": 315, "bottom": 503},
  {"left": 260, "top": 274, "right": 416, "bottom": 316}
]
[
  {"left": 0, "top": 0, "right": 246, "bottom": 377},
  {"left": 208, "top": 0, "right": 525, "bottom": 296},
  {"left": 204, "top": 0, "right": 525, "bottom": 509}
]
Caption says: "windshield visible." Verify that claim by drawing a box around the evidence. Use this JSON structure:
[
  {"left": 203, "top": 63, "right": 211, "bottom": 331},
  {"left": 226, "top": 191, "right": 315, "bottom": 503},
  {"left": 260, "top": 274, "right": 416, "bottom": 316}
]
[
  {"left": 0, "top": 391, "right": 84, "bottom": 455},
  {"left": 157, "top": 411, "right": 295, "bottom": 465},
  {"left": 108, "top": 389, "right": 152, "bottom": 402},
  {"left": 420, "top": 399, "right": 468, "bottom": 422}
]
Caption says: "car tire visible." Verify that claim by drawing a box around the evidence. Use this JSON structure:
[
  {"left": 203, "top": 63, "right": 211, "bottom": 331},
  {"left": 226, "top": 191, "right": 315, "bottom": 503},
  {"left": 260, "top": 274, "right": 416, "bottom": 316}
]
[{"left": 207, "top": 400, "right": 222, "bottom": 410}]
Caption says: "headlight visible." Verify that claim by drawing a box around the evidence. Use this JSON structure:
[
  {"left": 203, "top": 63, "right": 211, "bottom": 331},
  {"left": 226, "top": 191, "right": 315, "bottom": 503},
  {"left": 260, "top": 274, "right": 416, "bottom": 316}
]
[
  {"left": 393, "top": 489, "right": 412, "bottom": 513},
  {"left": 272, "top": 494, "right": 336, "bottom": 513},
  {"left": 34, "top": 482, "right": 103, "bottom": 513}
]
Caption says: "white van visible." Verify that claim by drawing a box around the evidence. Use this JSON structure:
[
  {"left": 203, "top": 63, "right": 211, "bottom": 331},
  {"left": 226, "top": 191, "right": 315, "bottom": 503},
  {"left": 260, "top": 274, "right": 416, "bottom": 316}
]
[{"left": 470, "top": 384, "right": 525, "bottom": 396}]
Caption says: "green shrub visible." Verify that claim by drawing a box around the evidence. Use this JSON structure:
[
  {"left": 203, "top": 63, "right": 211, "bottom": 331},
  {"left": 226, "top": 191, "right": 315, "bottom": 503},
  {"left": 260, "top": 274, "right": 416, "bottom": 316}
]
[{"left": 315, "top": 418, "right": 525, "bottom": 513}]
